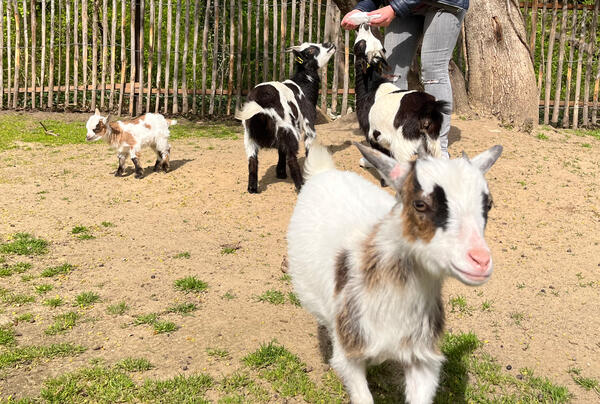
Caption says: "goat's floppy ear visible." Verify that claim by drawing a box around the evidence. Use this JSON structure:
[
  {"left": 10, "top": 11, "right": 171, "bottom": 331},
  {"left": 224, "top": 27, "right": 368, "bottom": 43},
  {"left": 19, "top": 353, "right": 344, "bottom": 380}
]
[
  {"left": 470, "top": 145, "right": 503, "bottom": 174},
  {"left": 354, "top": 142, "right": 411, "bottom": 191}
]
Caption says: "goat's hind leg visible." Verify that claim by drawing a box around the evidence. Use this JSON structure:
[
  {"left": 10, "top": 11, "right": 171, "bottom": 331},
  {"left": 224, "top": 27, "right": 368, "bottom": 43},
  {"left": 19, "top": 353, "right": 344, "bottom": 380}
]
[
  {"left": 280, "top": 129, "right": 303, "bottom": 191},
  {"left": 115, "top": 153, "right": 127, "bottom": 176},
  {"left": 152, "top": 146, "right": 162, "bottom": 172},
  {"left": 244, "top": 126, "right": 259, "bottom": 193},
  {"left": 276, "top": 147, "right": 287, "bottom": 179}
]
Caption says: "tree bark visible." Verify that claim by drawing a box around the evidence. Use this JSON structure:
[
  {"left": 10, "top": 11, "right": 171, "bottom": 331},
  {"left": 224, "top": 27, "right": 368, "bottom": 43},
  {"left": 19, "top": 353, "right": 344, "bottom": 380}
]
[{"left": 332, "top": 0, "right": 538, "bottom": 130}]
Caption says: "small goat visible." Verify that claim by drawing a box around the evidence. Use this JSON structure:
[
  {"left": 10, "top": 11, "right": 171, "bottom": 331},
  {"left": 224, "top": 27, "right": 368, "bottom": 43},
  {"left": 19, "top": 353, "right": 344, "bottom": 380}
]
[
  {"left": 288, "top": 142, "right": 502, "bottom": 404},
  {"left": 85, "top": 110, "right": 176, "bottom": 179},
  {"left": 235, "top": 42, "right": 335, "bottom": 193},
  {"left": 354, "top": 25, "right": 447, "bottom": 166}
]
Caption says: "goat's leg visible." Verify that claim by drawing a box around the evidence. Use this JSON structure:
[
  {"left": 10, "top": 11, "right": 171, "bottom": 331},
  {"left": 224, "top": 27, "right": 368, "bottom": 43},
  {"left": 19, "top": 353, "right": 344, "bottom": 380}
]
[
  {"left": 161, "top": 145, "right": 171, "bottom": 172},
  {"left": 152, "top": 147, "right": 162, "bottom": 172},
  {"left": 115, "top": 153, "right": 127, "bottom": 176},
  {"left": 276, "top": 147, "right": 287, "bottom": 179},
  {"left": 245, "top": 130, "right": 259, "bottom": 193},
  {"left": 330, "top": 339, "right": 373, "bottom": 404},
  {"left": 404, "top": 358, "right": 442, "bottom": 404},
  {"left": 130, "top": 150, "right": 143, "bottom": 179},
  {"left": 281, "top": 131, "right": 303, "bottom": 191},
  {"left": 304, "top": 124, "right": 316, "bottom": 157}
]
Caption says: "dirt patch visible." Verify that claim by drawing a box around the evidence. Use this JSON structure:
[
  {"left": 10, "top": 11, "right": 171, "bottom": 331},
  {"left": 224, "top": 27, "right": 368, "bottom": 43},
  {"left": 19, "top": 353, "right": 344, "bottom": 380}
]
[{"left": 0, "top": 112, "right": 599, "bottom": 402}]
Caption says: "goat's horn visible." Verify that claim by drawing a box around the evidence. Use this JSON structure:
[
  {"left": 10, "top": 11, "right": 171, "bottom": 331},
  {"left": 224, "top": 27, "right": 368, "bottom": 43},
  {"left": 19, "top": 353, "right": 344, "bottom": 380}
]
[
  {"left": 105, "top": 114, "right": 112, "bottom": 122},
  {"left": 461, "top": 151, "right": 470, "bottom": 161}
]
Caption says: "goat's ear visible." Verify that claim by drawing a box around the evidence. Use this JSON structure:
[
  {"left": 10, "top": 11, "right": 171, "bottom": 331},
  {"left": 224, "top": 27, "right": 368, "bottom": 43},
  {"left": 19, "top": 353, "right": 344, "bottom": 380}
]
[
  {"left": 94, "top": 108, "right": 101, "bottom": 115},
  {"left": 354, "top": 142, "right": 411, "bottom": 191},
  {"left": 470, "top": 145, "right": 503, "bottom": 174},
  {"left": 104, "top": 114, "right": 111, "bottom": 123}
]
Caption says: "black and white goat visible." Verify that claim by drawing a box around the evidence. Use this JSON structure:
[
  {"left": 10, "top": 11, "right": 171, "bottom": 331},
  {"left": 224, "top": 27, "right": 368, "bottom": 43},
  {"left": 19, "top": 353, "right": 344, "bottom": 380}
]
[
  {"left": 288, "top": 142, "right": 502, "bottom": 404},
  {"left": 235, "top": 42, "right": 335, "bottom": 193},
  {"left": 354, "top": 25, "right": 447, "bottom": 166}
]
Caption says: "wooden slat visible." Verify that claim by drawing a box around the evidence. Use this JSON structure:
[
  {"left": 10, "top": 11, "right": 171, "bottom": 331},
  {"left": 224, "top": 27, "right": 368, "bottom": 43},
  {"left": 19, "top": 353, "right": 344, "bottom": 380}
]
[
  {"left": 172, "top": 0, "right": 182, "bottom": 114},
  {"left": 272, "top": 0, "right": 278, "bottom": 81},
  {"left": 209, "top": 0, "right": 219, "bottom": 115},
  {"left": 551, "top": 0, "right": 569, "bottom": 124},
  {"left": 289, "top": 0, "right": 296, "bottom": 76},
  {"left": 263, "top": 0, "right": 269, "bottom": 82},
  {"left": 217, "top": 0, "right": 226, "bottom": 113},
  {"left": 582, "top": 0, "right": 598, "bottom": 126},
  {"left": 191, "top": 0, "right": 200, "bottom": 114},
  {"left": 245, "top": 0, "right": 252, "bottom": 95},
  {"left": 22, "top": 0, "right": 29, "bottom": 108},
  {"left": 155, "top": 0, "right": 163, "bottom": 113},
  {"left": 255, "top": 0, "right": 260, "bottom": 84},
  {"left": 163, "top": 0, "right": 173, "bottom": 114},
  {"left": 330, "top": 8, "right": 340, "bottom": 115},
  {"left": 146, "top": 0, "right": 155, "bottom": 113},
  {"left": 298, "top": 0, "right": 306, "bottom": 43},
  {"left": 562, "top": 6, "right": 577, "bottom": 128},
  {"left": 73, "top": 0, "right": 79, "bottom": 107},
  {"left": 6, "top": 0, "right": 11, "bottom": 108},
  {"left": 530, "top": 0, "right": 538, "bottom": 59},
  {"left": 137, "top": 0, "right": 145, "bottom": 115},
  {"left": 571, "top": 5, "right": 587, "bottom": 129},
  {"left": 536, "top": 1, "right": 546, "bottom": 99},
  {"left": 11, "top": 0, "right": 19, "bottom": 108},
  {"left": 0, "top": 0, "right": 4, "bottom": 109},
  {"left": 226, "top": 0, "right": 235, "bottom": 114},
  {"left": 308, "top": 0, "right": 314, "bottom": 42},
  {"left": 109, "top": 0, "right": 117, "bottom": 109},
  {"left": 30, "top": 0, "right": 36, "bottom": 108},
  {"left": 235, "top": 0, "right": 243, "bottom": 111},
  {"left": 92, "top": 0, "right": 98, "bottom": 110},
  {"left": 543, "top": 0, "right": 558, "bottom": 125},
  {"left": 47, "top": 0, "right": 54, "bottom": 108},
  {"left": 316, "top": 0, "right": 322, "bottom": 42},
  {"left": 118, "top": 0, "right": 126, "bottom": 114},
  {"left": 129, "top": 0, "right": 135, "bottom": 115},
  {"left": 81, "top": 0, "right": 88, "bottom": 108},
  {"left": 200, "top": 0, "right": 210, "bottom": 116},
  {"left": 342, "top": 28, "right": 349, "bottom": 115},
  {"left": 320, "top": 0, "right": 332, "bottom": 111},
  {"left": 279, "top": 0, "right": 287, "bottom": 81},
  {"left": 64, "top": 0, "right": 71, "bottom": 110},
  {"left": 101, "top": 0, "right": 108, "bottom": 108}
]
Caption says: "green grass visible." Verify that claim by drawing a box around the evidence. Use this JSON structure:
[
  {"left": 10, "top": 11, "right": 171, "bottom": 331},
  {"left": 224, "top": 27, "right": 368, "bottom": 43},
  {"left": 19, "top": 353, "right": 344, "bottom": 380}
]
[
  {"left": 173, "top": 251, "right": 191, "bottom": 259},
  {"left": 0, "top": 233, "right": 48, "bottom": 255},
  {"left": 169, "top": 120, "right": 241, "bottom": 140},
  {"left": 569, "top": 368, "right": 600, "bottom": 394},
  {"left": 448, "top": 295, "right": 471, "bottom": 315},
  {"left": 481, "top": 300, "right": 493, "bottom": 311},
  {"left": 101, "top": 221, "right": 115, "bottom": 228},
  {"left": 0, "top": 262, "right": 32, "bottom": 277},
  {"left": 206, "top": 347, "right": 230, "bottom": 359},
  {"left": 35, "top": 284, "right": 54, "bottom": 294},
  {"left": 255, "top": 290, "right": 286, "bottom": 305},
  {"left": 40, "top": 263, "right": 75, "bottom": 277},
  {"left": 115, "top": 357, "right": 154, "bottom": 372},
  {"left": 510, "top": 311, "right": 525, "bottom": 326},
  {"left": 45, "top": 311, "right": 80, "bottom": 335},
  {"left": 0, "top": 287, "right": 35, "bottom": 305},
  {"left": 133, "top": 313, "right": 159, "bottom": 326},
  {"left": 153, "top": 321, "right": 178, "bottom": 334},
  {"left": 44, "top": 297, "right": 64, "bottom": 308},
  {"left": 287, "top": 292, "right": 301, "bottom": 307},
  {"left": 74, "top": 291, "right": 100, "bottom": 307},
  {"left": 107, "top": 301, "right": 129, "bottom": 315},
  {"left": 221, "top": 247, "right": 237, "bottom": 255},
  {"left": 174, "top": 276, "right": 208, "bottom": 293},
  {"left": 167, "top": 302, "right": 198, "bottom": 314},
  {"left": 71, "top": 226, "right": 89, "bottom": 234},
  {"left": 0, "top": 326, "right": 16, "bottom": 346},
  {"left": 571, "top": 128, "right": 600, "bottom": 140},
  {"left": 0, "top": 343, "right": 86, "bottom": 369},
  {"left": 536, "top": 132, "right": 549, "bottom": 140},
  {"left": 15, "top": 313, "right": 34, "bottom": 323},
  {"left": 221, "top": 291, "right": 236, "bottom": 300}
]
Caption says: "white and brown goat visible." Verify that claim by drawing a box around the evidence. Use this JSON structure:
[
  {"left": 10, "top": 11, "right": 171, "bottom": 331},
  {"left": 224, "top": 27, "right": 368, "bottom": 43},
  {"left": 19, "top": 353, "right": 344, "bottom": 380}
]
[
  {"left": 86, "top": 110, "right": 176, "bottom": 178},
  {"left": 288, "top": 142, "right": 502, "bottom": 404}
]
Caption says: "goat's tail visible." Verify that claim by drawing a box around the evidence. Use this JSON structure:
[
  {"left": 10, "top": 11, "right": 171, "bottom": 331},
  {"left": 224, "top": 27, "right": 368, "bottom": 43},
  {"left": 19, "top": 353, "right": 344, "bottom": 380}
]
[
  {"left": 234, "top": 101, "right": 264, "bottom": 121},
  {"left": 303, "top": 142, "right": 336, "bottom": 181}
]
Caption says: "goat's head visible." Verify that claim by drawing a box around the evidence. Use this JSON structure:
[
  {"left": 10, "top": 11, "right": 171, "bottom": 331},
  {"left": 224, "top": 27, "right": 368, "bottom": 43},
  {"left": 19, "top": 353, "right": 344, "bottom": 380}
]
[
  {"left": 396, "top": 92, "right": 450, "bottom": 141},
  {"left": 288, "top": 42, "right": 336, "bottom": 70},
  {"left": 85, "top": 109, "right": 110, "bottom": 141},
  {"left": 356, "top": 142, "right": 503, "bottom": 286},
  {"left": 354, "top": 24, "right": 386, "bottom": 72}
]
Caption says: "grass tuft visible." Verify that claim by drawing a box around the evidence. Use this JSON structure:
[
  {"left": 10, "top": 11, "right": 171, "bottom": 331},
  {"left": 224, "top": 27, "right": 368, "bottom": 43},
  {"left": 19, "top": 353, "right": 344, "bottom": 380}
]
[
  {"left": 0, "top": 233, "right": 48, "bottom": 255},
  {"left": 44, "top": 297, "right": 64, "bottom": 308},
  {"left": 41, "top": 263, "right": 74, "bottom": 278},
  {"left": 115, "top": 357, "right": 154, "bottom": 372},
  {"left": 0, "top": 326, "right": 16, "bottom": 346},
  {"left": 167, "top": 302, "right": 198, "bottom": 314},
  {"left": 101, "top": 221, "right": 115, "bottom": 228},
  {"left": 287, "top": 292, "right": 301, "bottom": 307},
  {"left": 0, "top": 262, "right": 32, "bottom": 277},
  {"left": 0, "top": 287, "right": 35, "bottom": 305},
  {"left": 255, "top": 290, "right": 286, "bottom": 305},
  {"left": 45, "top": 311, "right": 80, "bottom": 335},
  {"left": 0, "top": 343, "right": 86, "bottom": 369},
  {"left": 15, "top": 313, "right": 34, "bottom": 323},
  {"left": 174, "top": 276, "right": 208, "bottom": 293},
  {"left": 153, "top": 321, "right": 178, "bottom": 334},
  {"left": 206, "top": 347, "right": 230, "bottom": 359},
  {"left": 134, "top": 313, "right": 159, "bottom": 326},
  {"left": 35, "top": 284, "right": 54, "bottom": 294},
  {"left": 74, "top": 291, "right": 100, "bottom": 307},
  {"left": 173, "top": 251, "right": 191, "bottom": 259},
  {"left": 107, "top": 301, "right": 129, "bottom": 315}
]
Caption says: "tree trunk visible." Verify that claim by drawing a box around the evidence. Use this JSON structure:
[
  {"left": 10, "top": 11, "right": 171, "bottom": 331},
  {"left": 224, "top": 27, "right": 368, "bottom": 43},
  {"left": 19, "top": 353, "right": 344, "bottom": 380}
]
[{"left": 332, "top": 0, "right": 538, "bottom": 130}]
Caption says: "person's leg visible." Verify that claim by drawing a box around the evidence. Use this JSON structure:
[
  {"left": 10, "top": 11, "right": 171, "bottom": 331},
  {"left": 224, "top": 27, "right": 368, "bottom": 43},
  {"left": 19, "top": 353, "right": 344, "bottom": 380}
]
[
  {"left": 384, "top": 14, "right": 424, "bottom": 90},
  {"left": 421, "top": 8, "right": 466, "bottom": 158}
]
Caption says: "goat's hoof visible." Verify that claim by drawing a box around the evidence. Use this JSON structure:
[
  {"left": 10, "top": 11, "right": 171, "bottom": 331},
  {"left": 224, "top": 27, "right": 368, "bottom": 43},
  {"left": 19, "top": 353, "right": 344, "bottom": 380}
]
[
  {"left": 248, "top": 185, "right": 258, "bottom": 194},
  {"left": 162, "top": 165, "right": 170, "bottom": 173},
  {"left": 153, "top": 165, "right": 161, "bottom": 172},
  {"left": 114, "top": 170, "right": 123, "bottom": 177},
  {"left": 135, "top": 172, "right": 143, "bottom": 179}
]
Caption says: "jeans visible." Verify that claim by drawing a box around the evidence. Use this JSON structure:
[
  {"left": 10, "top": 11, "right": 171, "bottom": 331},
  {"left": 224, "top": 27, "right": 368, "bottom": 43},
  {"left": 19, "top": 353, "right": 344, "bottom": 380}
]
[{"left": 384, "top": 7, "right": 466, "bottom": 158}]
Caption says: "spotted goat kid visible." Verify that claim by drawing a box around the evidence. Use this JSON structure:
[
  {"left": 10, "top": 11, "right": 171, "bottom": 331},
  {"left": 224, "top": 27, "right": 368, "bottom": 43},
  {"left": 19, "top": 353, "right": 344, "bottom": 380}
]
[
  {"left": 235, "top": 42, "right": 335, "bottom": 193},
  {"left": 86, "top": 109, "right": 176, "bottom": 179},
  {"left": 288, "top": 142, "right": 502, "bottom": 404}
]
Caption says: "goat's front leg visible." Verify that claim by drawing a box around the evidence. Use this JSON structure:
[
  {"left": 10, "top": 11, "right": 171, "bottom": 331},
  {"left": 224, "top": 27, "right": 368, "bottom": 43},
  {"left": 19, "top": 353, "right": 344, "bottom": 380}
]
[
  {"left": 276, "top": 147, "right": 287, "bottom": 179},
  {"left": 130, "top": 150, "right": 143, "bottom": 179},
  {"left": 404, "top": 357, "right": 442, "bottom": 404},
  {"left": 115, "top": 153, "right": 127, "bottom": 176},
  {"left": 153, "top": 147, "right": 162, "bottom": 172},
  {"left": 244, "top": 130, "right": 259, "bottom": 193},
  {"left": 330, "top": 339, "right": 373, "bottom": 404}
]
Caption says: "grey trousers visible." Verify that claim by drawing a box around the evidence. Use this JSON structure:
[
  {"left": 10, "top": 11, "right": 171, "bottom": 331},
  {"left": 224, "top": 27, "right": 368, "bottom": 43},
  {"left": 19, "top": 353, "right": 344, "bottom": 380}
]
[{"left": 384, "top": 7, "right": 466, "bottom": 158}]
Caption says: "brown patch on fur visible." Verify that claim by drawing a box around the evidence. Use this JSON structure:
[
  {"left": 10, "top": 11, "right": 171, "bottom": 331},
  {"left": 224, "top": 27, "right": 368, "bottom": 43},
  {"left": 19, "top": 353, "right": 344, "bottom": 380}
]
[
  {"left": 336, "top": 293, "right": 364, "bottom": 358},
  {"left": 129, "top": 115, "right": 146, "bottom": 125},
  {"left": 334, "top": 250, "right": 350, "bottom": 295},
  {"left": 105, "top": 122, "right": 137, "bottom": 148},
  {"left": 361, "top": 225, "right": 410, "bottom": 290},
  {"left": 400, "top": 169, "right": 437, "bottom": 243},
  {"left": 144, "top": 123, "right": 152, "bottom": 129},
  {"left": 430, "top": 295, "right": 445, "bottom": 340}
]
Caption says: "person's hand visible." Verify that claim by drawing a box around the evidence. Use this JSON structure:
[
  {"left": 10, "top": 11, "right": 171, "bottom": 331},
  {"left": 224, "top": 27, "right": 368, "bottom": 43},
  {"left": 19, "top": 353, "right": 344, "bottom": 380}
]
[
  {"left": 341, "top": 9, "right": 362, "bottom": 30},
  {"left": 368, "top": 6, "right": 395, "bottom": 27}
]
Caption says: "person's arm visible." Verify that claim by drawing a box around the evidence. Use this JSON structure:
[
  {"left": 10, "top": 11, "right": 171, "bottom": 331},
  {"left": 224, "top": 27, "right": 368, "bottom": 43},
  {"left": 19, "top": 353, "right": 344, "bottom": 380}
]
[
  {"left": 341, "top": 0, "right": 382, "bottom": 30},
  {"left": 385, "top": 0, "right": 422, "bottom": 18},
  {"left": 367, "top": 0, "right": 422, "bottom": 27}
]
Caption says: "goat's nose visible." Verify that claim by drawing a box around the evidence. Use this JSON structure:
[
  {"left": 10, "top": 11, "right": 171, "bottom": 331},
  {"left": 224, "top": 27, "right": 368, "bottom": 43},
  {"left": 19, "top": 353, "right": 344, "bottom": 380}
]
[
  {"left": 467, "top": 248, "right": 491, "bottom": 271},
  {"left": 323, "top": 42, "right": 332, "bottom": 48}
]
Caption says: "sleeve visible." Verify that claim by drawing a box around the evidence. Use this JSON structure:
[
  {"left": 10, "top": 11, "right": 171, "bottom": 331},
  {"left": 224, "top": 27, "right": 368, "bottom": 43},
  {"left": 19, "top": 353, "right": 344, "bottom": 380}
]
[
  {"left": 354, "top": 0, "right": 380, "bottom": 12},
  {"left": 387, "top": 0, "right": 423, "bottom": 17}
]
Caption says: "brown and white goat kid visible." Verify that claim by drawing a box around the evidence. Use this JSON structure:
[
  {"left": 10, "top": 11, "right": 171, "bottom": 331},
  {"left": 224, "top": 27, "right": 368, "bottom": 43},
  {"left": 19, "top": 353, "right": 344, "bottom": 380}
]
[
  {"left": 86, "top": 109, "right": 176, "bottom": 178},
  {"left": 288, "top": 142, "right": 502, "bottom": 404}
]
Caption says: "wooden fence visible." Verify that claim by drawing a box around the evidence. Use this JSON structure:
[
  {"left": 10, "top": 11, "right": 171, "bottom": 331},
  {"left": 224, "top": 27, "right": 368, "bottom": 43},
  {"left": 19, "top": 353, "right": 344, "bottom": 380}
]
[{"left": 1, "top": 1, "right": 599, "bottom": 129}]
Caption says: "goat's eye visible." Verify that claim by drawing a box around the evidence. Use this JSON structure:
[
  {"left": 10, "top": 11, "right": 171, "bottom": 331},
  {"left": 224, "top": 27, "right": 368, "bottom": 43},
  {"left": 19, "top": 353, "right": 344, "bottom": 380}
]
[
  {"left": 486, "top": 197, "right": 494, "bottom": 211},
  {"left": 413, "top": 200, "right": 428, "bottom": 212}
]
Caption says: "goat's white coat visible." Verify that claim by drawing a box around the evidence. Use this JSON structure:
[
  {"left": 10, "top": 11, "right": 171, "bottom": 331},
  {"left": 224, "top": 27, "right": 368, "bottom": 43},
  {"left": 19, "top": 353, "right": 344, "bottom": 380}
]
[{"left": 288, "top": 142, "right": 501, "bottom": 404}]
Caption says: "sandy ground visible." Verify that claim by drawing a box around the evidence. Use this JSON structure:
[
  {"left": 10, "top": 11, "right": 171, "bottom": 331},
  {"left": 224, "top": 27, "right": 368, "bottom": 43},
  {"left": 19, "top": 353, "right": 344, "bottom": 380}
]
[{"left": 0, "top": 112, "right": 599, "bottom": 402}]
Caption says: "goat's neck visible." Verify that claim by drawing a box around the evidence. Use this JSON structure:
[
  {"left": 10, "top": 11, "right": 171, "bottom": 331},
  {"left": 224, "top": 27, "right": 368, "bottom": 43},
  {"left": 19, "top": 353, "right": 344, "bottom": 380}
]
[
  {"left": 354, "top": 58, "right": 370, "bottom": 105},
  {"left": 291, "top": 67, "right": 320, "bottom": 106}
]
